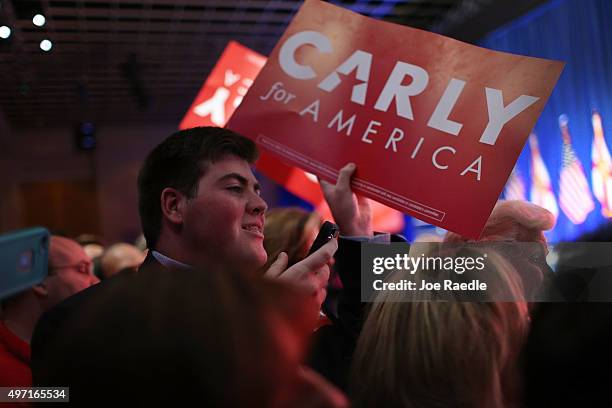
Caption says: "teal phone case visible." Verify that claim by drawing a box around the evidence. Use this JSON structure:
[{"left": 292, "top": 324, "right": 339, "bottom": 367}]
[{"left": 0, "top": 227, "right": 50, "bottom": 300}]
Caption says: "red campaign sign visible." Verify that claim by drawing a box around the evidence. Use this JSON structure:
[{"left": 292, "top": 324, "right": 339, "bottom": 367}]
[
  {"left": 227, "top": 0, "right": 564, "bottom": 238},
  {"left": 256, "top": 152, "right": 405, "bottom": 232},
  {"left": 180, "top": 40, "right": 405, "bottom": 232},
  {"left": 180, "top": 41, "right": 266, "bottom": 129}
]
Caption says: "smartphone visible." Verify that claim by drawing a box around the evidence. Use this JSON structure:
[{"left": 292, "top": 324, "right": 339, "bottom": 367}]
[
  {"left": 0, "top": 227, "right": 50, "bottom": 300},
  {"left": 307, "top": 221, "right": 339, "bottom": 323},
  {"left": 307, "top": 221, "right": 339, "bottom": 256}
]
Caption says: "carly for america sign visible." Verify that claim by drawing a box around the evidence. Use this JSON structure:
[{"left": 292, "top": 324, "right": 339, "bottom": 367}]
[{"left": 227, "top": 0, "right": 564, "bottom": 238}]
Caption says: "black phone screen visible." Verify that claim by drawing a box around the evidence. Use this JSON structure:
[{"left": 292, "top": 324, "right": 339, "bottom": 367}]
[{"left": 307, "top": 221, "right": 339, "bottom": 256}]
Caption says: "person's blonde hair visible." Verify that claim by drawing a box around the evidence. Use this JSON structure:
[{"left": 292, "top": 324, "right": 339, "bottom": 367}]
[
  {"left": 350, "top": 245, "right": 528, "bottom": 408},
  {"left": 260, "top": 207, "right": 322, "bottom": 273}
]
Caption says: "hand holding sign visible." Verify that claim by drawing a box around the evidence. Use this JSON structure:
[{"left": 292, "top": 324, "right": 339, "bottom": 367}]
[{"left": 319, "top": 163, "right": 373, "bottom": 237}]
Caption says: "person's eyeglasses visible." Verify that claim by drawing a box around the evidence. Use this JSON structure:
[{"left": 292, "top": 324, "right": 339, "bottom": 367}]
[{"left": 51, "top": 259, "right": 93, "bottom": 275}]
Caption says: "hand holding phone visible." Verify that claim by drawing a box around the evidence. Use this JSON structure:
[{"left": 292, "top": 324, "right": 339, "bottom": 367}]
[
  {"left": 307, "top": 221, "right": 339, "bottom": 257},
  {"left": 264, "top": 221, "right": 338, "bottom": 310},
  {"left": 306, "top": 221, "right": 340, "bottom": 321}
]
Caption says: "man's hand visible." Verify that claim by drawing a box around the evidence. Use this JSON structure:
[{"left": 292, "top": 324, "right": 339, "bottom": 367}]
[
  {"left": 265, "top": 238, "right": 338, "bottom": 307},
  {"left": 319, "top": 163, "right": 373, "bottom": 237}
]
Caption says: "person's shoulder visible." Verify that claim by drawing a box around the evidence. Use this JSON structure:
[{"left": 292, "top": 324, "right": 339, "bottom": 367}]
[
  {"left": 36, "top": 282, "right": 95, "bottom": 331},
  {"left": 35, "top": 257, "right": 169, "bottom": 335},
  {"left": 32, "top": 269, "right": 141, "bottom": 345},
  {"left": 47, "top": 270, "right": 133, "bottom": 316}
]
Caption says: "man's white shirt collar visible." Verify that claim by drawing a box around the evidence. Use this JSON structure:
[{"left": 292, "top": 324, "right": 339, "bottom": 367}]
[{"left": 151, "top": 250, "right": 191, "bottom": 269}]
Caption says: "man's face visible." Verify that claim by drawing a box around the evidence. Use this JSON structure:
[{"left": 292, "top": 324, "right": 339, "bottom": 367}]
[
  {"left": 45, "top": 239, "right": 99, "bottom": 307},
  {"left": 181, "top": 155, "right": 268, "bottom": 271}
]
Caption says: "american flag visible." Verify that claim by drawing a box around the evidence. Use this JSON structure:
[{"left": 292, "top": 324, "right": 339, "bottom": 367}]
[
  {"left": 558, "top": 115, "right": 594, "bottom": 224},
  {"left": 504, "top": 167, "right": 526, "bottom": 201},
  {"left": 529, "top": 133, "right": 559, "bottom": 219},
  {"left": 591, "top": 111, "right": 612, "bottom": 217}
]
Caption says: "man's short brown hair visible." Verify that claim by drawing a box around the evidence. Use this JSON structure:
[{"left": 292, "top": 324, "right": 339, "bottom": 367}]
[{"left": 137, "top": 127, "right": 258, "bottom": 249}]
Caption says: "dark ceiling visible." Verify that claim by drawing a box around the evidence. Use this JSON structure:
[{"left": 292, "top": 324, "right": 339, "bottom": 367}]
[{"left": 0, "top": 0, "right": 549, "bottom": 129}]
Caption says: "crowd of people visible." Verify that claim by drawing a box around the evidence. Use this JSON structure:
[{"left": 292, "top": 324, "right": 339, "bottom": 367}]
[{"left": 1, "top": 126, "right": 611, "bottom": 407}]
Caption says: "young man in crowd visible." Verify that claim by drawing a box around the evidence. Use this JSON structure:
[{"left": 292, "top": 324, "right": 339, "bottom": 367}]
[
  {"left": 136, "top": 126, "right": 336, "bottom": 300},
  {"left": 29, "top": 127, "right": 340, "bottom": 397}
]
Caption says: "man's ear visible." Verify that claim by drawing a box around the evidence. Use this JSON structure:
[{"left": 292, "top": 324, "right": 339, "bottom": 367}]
[
  {"left": 32, "top": 282, "right": 49, "bottom": 298},
  {"left": 161, "top": 187, "right": 187, "bottom": 226}
]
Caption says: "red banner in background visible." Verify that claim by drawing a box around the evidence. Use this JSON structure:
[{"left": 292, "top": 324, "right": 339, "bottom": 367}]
[
  {"left": 227, "top": 0, "right": 564, "bottom": 238},
  {"left": 180, "top": 41, "right": 266, "bottom": 129},
  {"left": 179, "top": 40, "right": 405, "bottom": 233}
]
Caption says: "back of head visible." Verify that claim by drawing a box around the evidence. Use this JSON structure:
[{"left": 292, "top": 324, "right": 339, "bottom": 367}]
[
  {"left": 33, "top": 265, "right": 319, "bottom": 406},
  {"left": 75, "top": 234, "right": 105, "bottom": 260},
  {"left": 99, "top": 243, "right": 145, "bottom": 279},
  {"left": 351, "top": 246, "right": 528, "bottom": 408},
  {"left": 137, "top": 126, "right": 258, "bottom": 250}
]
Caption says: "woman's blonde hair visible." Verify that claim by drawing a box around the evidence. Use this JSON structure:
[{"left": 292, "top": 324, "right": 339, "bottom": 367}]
[
  {"left": 260, "top": 207, "right": 322, "bottom": 273},
  {"left": 350, "top": 245, "right": 528, "bottom": 408}
]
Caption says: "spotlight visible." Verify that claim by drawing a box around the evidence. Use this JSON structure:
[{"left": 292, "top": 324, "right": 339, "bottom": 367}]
[
  {"left": 40, "top": 39, "right": 52, "bottom": 51},
  {"left": 32, "top": 14, "right": 46, "bottom": 27},
  {"left": 0, "top": 25, "right": 10, "bottom": 39}
]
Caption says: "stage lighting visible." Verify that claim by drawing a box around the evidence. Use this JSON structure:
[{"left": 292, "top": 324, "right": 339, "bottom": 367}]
[
  {"left": 40, "top": 39, "right": 52, "bottom": 51},
  {"left": 33, "top": 14, "right": 46, "bottom": 27},
  {"left": 0, "top": 25, "right": 10, "bottom": 39}
]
